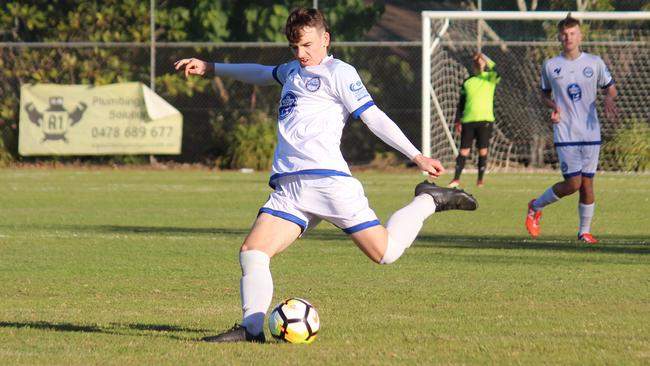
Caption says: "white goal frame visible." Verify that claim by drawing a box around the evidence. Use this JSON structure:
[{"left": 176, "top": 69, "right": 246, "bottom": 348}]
[{"left": 421, "top": 10, "right": 650, "bottom": 159}]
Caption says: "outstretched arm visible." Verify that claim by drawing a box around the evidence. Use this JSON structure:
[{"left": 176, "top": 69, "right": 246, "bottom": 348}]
[
  {"left": 174, "top": 58, "right": 276, "bottom": 85},
  {"left": 360, "top": 105, "right": 445, "bottom": 178}
]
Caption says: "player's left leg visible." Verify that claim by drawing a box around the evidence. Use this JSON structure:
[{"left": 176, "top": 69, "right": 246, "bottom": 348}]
[
  {"left": 526, "top": 145, "right": 582, "bottom": 238},
  {"left": 475, "top": 122, "right": 493, "bottom": 187},
  {"left": 201, "top": 214, "right": 302, "bottom": 343},
  {"left": 576, "top": 145, "right": 600, "bottom": 243},
  {"left": 577, "top": 176, "right": 597, "bottom": 243},
  {"left": 202, "top": 175, "right": 310, "bottom": 343}
]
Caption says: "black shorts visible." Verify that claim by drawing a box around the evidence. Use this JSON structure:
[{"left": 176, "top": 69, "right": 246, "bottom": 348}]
[{"left": 460, "top": 122, "right": 493, "bottom": 149}]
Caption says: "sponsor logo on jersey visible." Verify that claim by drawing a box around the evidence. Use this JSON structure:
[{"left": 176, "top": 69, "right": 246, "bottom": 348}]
[
  {"left": 349, "top": 81, "right": 369, "bottom": 101},
  {"left": 567, "top": 83, "right": 582, "bottom": 101},
  {"left": 349, "top": 81, "right": 364, "bottom": 92},
  {"left": 561, "top": 161, "right": 568, "bottom": 173},
  {"left": 305, "top": 77, "right": 321, "bottom": 92},
  {"left": 278, "top": 92, "right": 297, "bottom": 120},
  {"left": 553, "top": 67, "right": 562, "bottom": 75},
  {"left": 583, "top": 67, "right": 594, "bottom": 78}
]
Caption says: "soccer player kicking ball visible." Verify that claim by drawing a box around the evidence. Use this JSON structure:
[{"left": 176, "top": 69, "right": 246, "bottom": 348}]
[
  {"left": 175, "top": 7, "right": 478, "bottom": 343},
  {"left": 526, "top": 14, "right": 617, "bottom": 244}
]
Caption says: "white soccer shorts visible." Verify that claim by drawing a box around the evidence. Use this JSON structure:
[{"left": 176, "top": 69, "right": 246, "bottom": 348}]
[
  {"left": 259, "top": 175, "right": 381, "bottom": 235},
  {"left": 556, "top": 144, "right": 600, "bottom": 178}
]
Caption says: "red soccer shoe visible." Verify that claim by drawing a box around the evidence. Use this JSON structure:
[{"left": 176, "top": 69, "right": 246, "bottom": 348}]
[
  {"left": 526, "top": 199, "right": 542, "bottom": 238},
  {"left": 578, "top": 233, "right": 598, "bottom": 244}
]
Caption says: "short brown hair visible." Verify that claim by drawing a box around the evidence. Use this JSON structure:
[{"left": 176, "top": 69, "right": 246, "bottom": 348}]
[
  {"left": 285, "top": 8, "right": 330, "bottom": 44},
  {"left": 558, "top": 13, "right": 581, "bottom": 31}
]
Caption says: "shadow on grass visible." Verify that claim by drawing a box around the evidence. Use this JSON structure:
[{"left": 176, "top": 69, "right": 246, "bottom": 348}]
[
  {"left": 416, "top": 234, "right": 649, "bottom": 255},
  {"left": 0, "top": 223, "right": 251, "bottom": 237},
  {"left": 4, "top": 223, "right": 648, "bottom": 255},
  {"left": 0, "top": 320, "right": 209, "bottom": 341}
]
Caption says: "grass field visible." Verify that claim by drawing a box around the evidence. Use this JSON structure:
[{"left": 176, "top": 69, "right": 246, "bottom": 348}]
[{"left": 0, "top": 169, "right": 648, "bottom": 365}]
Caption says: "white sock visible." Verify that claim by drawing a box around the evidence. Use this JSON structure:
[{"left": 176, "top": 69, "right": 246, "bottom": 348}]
[
  {"left": 381, "top": 194, "right": 436, "bottom": 264},
  {"left": 579, "top": 203, "right": 595, "bottom": 235},
  {"left": 533, "top": 187, "right": 560, "bottom": 211},
  {"left": 239, "top": 250, "right": 272, "bottom": 336}
]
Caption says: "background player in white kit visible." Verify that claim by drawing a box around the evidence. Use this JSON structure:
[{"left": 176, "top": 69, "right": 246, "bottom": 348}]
[
  {"left": 526, "top": 14, "right": 617, "bottom": 244},
  {"left": 174, "top": 8, "right": 477, "bottom": 343}
]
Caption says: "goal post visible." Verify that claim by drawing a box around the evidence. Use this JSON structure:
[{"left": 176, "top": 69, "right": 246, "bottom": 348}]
[{"left": 421, "top": 11, "right": 650, "bottom": 171}]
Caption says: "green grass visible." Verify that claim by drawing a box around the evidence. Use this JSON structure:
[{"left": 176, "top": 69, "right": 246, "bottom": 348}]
[{"left": 0, "top": 169, "right": 648, "bottom": 365}]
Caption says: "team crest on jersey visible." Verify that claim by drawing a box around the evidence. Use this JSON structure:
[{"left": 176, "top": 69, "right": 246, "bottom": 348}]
[
  {"left": 560, "top": 161, "right": 568, "bottom": 173},
  {"left": 305, "top": 77, "right": 321, "bottom": 92},
  {"left": 583, "top": 67, "right": 594, "bottom": 78},
  {"left": 567, "top": 83, "right": 582, "bottom": 101},
  {"left": 279, "top": 92, "right": 297, "bottom": 120},
  {"left": 349, "top": 81, "right": 369, "bottom": 101}
]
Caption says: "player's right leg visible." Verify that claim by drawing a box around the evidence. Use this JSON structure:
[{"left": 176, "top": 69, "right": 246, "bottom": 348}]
[
  {"left": 201, "top": 211, "right": 303, "bottom": 343},
  {"left": 526, "top": 177, "right": 581, "bottom": 238},
  {"left": 526, "top": 146, "right": 582, "bottom": 238},
  {"left": 351, "top": 181, "right": 477, "bottom": 264},
  {"left": 450, "top": 149, "right": 470, "bottom": 188},
  {"left": 450, "top": 125, "right": 475, "bottom": 187}
]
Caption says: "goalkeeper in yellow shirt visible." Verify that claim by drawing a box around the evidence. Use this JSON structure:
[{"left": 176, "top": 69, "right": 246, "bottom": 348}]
[{"left": 449, "top": 52, "right": 500, "bottom": 188}]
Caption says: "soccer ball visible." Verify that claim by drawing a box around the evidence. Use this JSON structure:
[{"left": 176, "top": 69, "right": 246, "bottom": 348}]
[{"left": 268, "top": 297, "right": 320, "bottom": 344}]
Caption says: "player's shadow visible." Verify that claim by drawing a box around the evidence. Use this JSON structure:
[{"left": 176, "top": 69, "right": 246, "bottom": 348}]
[
  {"left": 2, "top": 223, "right": 348, "bottom": 241},
  {"left": 416, "top": 234, "right": 650, "bottom": 255},
  {"left": 0, "top": 320, "right": 209, "bottom": 341},
  {"left": 2, "top": 223, "right": 253, "bottom": 238},
  {"left": 96, "top": 224, "right": 252, "bottom": 237}
]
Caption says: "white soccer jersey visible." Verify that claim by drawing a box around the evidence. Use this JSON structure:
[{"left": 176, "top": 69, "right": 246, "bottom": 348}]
[
  {"left": 269, "top": 55, "right": 374, "bottom": 188},
  {"left": 541, "top": 52, "right": 614, "bottom": 146}
]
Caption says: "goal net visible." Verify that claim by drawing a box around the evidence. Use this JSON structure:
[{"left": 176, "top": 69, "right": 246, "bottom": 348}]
[{"left": 421, "top": 11, "right": 650, "bottom": 172}]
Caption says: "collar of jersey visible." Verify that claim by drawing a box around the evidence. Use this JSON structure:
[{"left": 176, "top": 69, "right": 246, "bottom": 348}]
[{"left": 304, "top": 55, "right": 333, "bottom": 69}]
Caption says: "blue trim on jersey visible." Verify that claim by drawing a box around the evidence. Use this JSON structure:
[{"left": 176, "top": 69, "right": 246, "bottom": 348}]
[
  {"left": 342, "top": 220, "right": 381, "bottom": 234},
  {"left": 258, "top": 207, "right": 306, "bottom": 232},
  {"left": 272, "top": 66, "right": 282, "bottom": 86},
  {"left": 554, "top": 141, "right": 601, "bottom": 147},
  {"left": 562, "top": 171, "right": 582, "bottom": 179},
  {"left": 601, "top": 79, "right": 615, "bottom": 89},
  {"left": 582, "top": 172, "right": 596, "bottom": 178},
  {"left": 268, "top": 169, "right": 352, "bottom": 189},
  {"left": 541, "top": 87, "right": 552, "bottom": 92},
  {"left": 351, "top": 101, "right": 375, "bottom": 119}
]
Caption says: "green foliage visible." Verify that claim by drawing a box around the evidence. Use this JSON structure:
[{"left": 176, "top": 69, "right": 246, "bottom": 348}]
[
  {"left": 602, "top": 119, "right": 650, "bottom": 172},
  {"left": 225, "top": 111, "right": 276, "bottom": 170},
  {"left": 0, "top": 0, "right": 384, "bottom": 165}
]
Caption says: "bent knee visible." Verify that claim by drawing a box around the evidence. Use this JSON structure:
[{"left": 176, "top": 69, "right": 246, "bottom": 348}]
[
  {"left": 567, "top": 182, "right": 582, "bottom": 193},
  {"left": 379, "top": 256, "right": 397, "bottom": 265},
  {"left": 378, "top": 240, "right": 405, "bottom": 265}
]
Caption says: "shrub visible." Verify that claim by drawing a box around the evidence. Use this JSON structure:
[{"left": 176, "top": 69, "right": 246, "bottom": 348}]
[
  {"left": 225, "top": 111, "right": 276, "bottom": 170},
  {"left": 602, "top": 119, "right": 650, "bottom": 172}
]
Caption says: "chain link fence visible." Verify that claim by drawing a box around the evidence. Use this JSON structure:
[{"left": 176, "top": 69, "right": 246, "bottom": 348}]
[
  {"left": 1, "top": 42, "right": 423, "bottom": 166},
  {"left": 4, "top": 34, "right": 649, "bottom": 170}
]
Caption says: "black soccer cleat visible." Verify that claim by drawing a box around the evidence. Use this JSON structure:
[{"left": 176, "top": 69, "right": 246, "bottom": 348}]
[
  {"left": 200, "top": 323, "right": 266, "bottom": 343},
  {"left": 414, "top": 180, "right": 478, "bottom": 211}
]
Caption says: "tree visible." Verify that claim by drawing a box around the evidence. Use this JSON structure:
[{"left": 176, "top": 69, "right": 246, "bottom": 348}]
[{"left": 0, "top": 0, "right": 385, "bottom": 165}]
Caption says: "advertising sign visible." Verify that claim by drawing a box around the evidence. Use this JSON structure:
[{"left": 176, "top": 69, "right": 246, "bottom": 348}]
[{"left": 19, "top": 82, "right": 182, "bottom": 155}]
